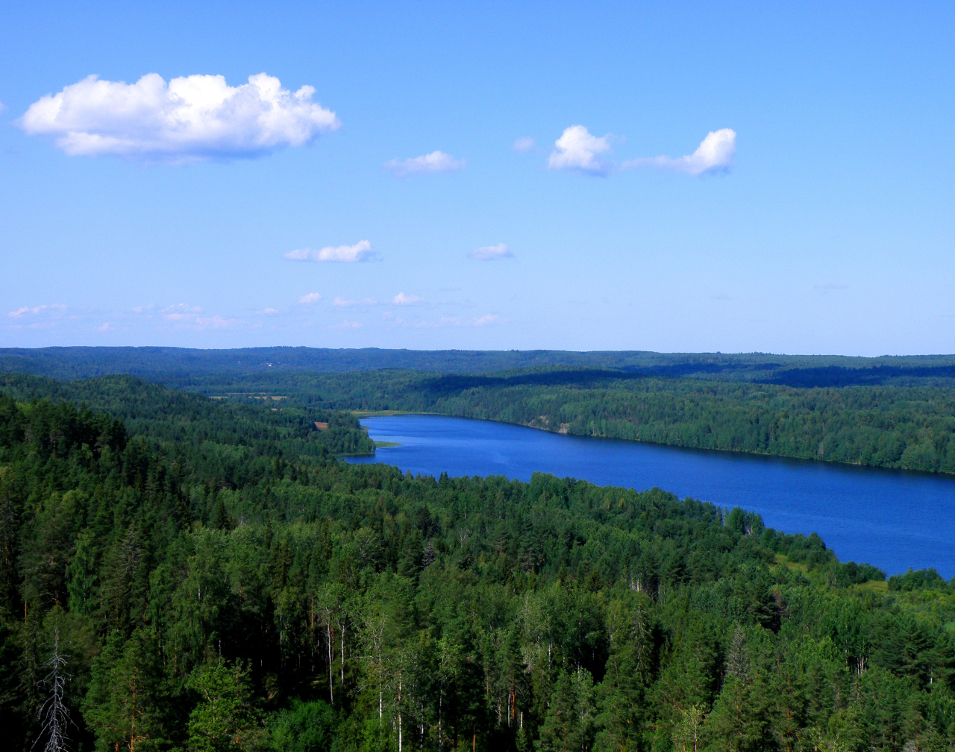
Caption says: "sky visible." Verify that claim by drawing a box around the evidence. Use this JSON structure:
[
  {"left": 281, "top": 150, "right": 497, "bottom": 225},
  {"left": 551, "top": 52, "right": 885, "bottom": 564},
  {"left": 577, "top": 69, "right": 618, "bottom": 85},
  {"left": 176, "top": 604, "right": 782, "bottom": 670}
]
[{"left": 1, "top": 1, "right": 954, "bottom": 355}]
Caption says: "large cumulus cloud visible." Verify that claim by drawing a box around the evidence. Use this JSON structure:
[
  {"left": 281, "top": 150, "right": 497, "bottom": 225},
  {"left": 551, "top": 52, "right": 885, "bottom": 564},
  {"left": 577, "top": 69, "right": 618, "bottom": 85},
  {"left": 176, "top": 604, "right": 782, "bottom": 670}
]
[{"left": 20, "top": 73, "right": 340, "bottom": 162}]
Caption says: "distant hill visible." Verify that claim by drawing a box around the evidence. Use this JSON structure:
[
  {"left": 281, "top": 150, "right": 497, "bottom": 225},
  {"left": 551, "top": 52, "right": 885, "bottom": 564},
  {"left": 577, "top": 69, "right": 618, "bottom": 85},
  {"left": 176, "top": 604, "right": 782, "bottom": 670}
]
[{"left": 4, "top": 346, "right": 955, "bottom": 388}]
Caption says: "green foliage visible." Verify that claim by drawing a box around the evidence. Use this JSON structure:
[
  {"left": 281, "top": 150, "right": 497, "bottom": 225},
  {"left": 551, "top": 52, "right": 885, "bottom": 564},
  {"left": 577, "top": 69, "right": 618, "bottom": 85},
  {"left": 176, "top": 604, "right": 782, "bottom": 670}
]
[
  {"left": 0, "top": 375, "right": 951, "bottom": 752},
  {"left": 187, "top": 659, "right": 264, "bottom": 751},
  {"left": 890, "top": 569, "right": 952, "bottom": 593},
  {"left": 267, "top": 699, "right": 336, "bottom": 752}
]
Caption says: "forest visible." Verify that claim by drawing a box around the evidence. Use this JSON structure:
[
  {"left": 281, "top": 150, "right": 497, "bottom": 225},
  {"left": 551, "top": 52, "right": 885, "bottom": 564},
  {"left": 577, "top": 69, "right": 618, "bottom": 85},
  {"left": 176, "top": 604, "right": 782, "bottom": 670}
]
[
  {"left": 2, "top": 373, "right": 955, "bottom": 751},
  {"left": 5, "top": 346, "right": 955, "bottom": 387},
  {"left": 206, "top": 368, "right": 955, "bottom": 475},
  {"left": 6, "top": 347, "right": 955, "bottom": 475}
]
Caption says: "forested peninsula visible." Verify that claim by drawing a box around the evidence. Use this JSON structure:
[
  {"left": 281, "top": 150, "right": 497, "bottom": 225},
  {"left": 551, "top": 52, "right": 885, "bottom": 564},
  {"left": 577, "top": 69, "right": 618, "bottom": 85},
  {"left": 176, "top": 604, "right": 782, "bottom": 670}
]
[{"left": 2, "top": 373, "right": 955, "bottom": 751}]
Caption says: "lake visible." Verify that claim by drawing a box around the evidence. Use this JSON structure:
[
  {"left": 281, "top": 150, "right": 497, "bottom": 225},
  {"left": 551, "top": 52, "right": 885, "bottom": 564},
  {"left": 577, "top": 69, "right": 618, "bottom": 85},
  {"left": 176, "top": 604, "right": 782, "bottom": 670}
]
[{"left": 347, "top": 414, "right": 955, "bottom": 578}]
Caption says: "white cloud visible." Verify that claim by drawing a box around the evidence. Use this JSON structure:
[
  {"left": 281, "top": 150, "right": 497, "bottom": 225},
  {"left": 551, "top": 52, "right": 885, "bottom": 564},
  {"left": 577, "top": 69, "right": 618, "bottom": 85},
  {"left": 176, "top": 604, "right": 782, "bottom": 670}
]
[
  {"left": 333, "top": 297, "right": 378, "bottom": 309},
  {"left": 383, "top": 150, "right": 465, "bottom": 176},
  {"left": 259, "top": 307, "right": 279, "bottom": 314},
  {"left": 153, "top": 303, "right": 238, "bottom": 330},
  {"left": 623, "top": 129, "right": 736, "bottom": 175},
  {"left": 547, "top": 125, "right": 613, "bottom": 176},
  {"left": 162, "top": 303, "right": 202, "bottom": 321},
  {"left": 97, "top": 322, "right": 114, "bottom": 332},
  {"left": 5, "top": 304, "right": 70, "bottom": 331},
  {"left": 195, "top": 315, "right": 238, "bottom": 329},
  {"left": 330, "top": 320, "right": 362, "bottom": 329},
  {"left": 8, "top": 304, "right": 66, "bottom": 319},
  {"left": 20, "top": 72, "right": 339, "bottom": 162},
  {"left": 298, "top": 292, "right": 322, "bottom": 304},
  {"left": 391, "top": 292, "right": 422, "bottom": 305},
  {"left": 395, "top": 313, "right": 506, "bottom": 328},
  {"left": 474, "top": 314, "right": 504, "bottom": 326},
  {"left": 469, "top": 243, "right": 513, "bottom": 261},
  {"left": 513, "top": 137, "right": 535, "bottom": 153},
  {"left": 284, "top": 240, "right": 377, "bottom": 263}
]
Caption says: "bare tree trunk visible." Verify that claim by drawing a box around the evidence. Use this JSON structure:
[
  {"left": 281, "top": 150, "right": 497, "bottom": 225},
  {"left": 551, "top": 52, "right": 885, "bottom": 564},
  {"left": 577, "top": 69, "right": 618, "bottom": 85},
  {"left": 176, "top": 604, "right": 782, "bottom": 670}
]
[
  {"left": 36, "top": 629, "right": 72, "bottom": 752},
  {"left": 326, "top": 622, "right": 333, "bottom": 704}
]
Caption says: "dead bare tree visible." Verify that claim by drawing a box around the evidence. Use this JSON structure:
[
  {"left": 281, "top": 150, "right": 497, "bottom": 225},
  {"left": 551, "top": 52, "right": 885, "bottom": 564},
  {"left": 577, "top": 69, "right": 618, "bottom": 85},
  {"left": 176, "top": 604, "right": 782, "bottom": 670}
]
[{"left": 34, "top": 629, "right": 72, "bottom": 752}]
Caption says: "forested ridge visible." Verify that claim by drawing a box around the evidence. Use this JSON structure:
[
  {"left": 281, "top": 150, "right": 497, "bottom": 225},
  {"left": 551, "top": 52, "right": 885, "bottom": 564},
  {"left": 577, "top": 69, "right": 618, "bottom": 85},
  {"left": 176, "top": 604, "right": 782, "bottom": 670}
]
[
  {"left": 3, "top": 375, "right": 955, "bottom": 751},
  {"left": 5, "top": 346, "right": 955, "bottom": 387}
]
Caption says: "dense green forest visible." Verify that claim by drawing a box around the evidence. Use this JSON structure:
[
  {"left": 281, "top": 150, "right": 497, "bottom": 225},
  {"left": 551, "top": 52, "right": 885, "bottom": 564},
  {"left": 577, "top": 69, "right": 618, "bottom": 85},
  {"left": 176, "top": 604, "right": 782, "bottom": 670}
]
[
  {"left": 3, "top": 374, "right": 955, "bottom": 751},
  {"left": 198, "top": 369, "right": 955, "bottom": 475}
]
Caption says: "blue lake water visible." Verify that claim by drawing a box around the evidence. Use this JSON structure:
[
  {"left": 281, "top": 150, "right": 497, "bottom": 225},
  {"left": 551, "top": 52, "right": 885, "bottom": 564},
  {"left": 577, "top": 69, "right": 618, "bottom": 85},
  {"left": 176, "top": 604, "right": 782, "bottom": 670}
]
[{"left": 347, "top": 415, "right": 955, "bottom": 578}]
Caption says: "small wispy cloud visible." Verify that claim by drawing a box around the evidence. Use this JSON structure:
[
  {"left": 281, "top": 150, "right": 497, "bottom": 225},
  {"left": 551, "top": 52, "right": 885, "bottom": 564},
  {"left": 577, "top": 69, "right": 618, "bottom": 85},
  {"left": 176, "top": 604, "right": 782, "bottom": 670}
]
[
  {"left": 298, "top": 292, "right": 322, "bottom": 304},
  {"left": 513, "top": 137, "right": 536, "bottom": 153},
  {"left": 330, "top": 320, "right": 362, "bottom": 329},
  {"left": 259, "top": 307, "right": 279, "bottom": 314},
  {"left": 383, "top": 150, "right": 465, "bottom": 177},
  {"left": 547, "top": 126, "right": 737, "bottom": 177},
  {"left": 284, "top": 240, "right": 377, "bottom": 263},
  {"left": 194, "top": 315, "right": 239, "bottom": 330},
  {"left": 474, "top": 314, "right": 504, "bottom": 326},
  {"left": 96, "top": 322, "right": 114, "bottom": 332},
  {"left": 142, "top": 303, "right": 241, "bottom": 330},
  {"left": 391, "top": 292, "right": 422, "bottom": 305},
  {"left": 8, "top": 304, "right": 67, "bottom": 319},
  {"left": 162, "top": 303, "right": 203, "bottom": 321},
  {"left": 469, "top": 243, "right": 513, "bottom": 261},
  {"left": 622, "top": 129, "right": 736, "bottom": 175},
  {"left": 333, "top": 297, "right": 378, "bottom": 309},
  {"left": 547, "top": 125, "right": 613, "bottom": 176},
  {"left": 394, "top": 313, "right": 507, "bottom": 328}
]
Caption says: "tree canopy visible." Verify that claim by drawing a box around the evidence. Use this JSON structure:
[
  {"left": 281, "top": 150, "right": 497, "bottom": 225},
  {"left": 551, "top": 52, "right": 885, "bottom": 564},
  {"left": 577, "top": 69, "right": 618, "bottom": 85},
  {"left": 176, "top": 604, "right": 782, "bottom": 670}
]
[{"left": 1, "top": 375, "right": 954, "bottom": 751}]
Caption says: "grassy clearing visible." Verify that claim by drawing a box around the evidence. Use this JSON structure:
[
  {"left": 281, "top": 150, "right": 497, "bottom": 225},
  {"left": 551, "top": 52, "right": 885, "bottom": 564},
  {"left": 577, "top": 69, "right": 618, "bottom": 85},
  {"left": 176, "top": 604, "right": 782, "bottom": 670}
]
[
  {"left": 773, "top": 552, "right": 810, "bottom": 575},
  {"left": 854, "top": 579, "right": 889, "bottom": 594}
]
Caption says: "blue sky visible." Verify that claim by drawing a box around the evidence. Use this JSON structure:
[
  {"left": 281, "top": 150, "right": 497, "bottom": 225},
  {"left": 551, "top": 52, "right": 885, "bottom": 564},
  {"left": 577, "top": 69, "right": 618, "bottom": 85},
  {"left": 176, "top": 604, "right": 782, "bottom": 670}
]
[{"left": 2, "top": 1, "right": 953, "bottom": 355}]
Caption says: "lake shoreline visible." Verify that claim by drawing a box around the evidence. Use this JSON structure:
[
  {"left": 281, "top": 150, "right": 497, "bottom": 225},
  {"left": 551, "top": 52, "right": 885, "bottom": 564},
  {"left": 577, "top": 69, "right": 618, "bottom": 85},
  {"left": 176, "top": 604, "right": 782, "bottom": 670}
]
[{"left": 351, "top": 413, "right": 955, "bottom": 578}]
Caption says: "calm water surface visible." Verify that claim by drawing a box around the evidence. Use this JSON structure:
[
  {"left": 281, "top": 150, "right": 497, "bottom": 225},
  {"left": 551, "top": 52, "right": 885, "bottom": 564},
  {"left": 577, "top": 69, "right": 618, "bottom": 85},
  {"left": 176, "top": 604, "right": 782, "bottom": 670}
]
[{"left": 347, "top": 415, "right": 955, "bottom": 577}]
